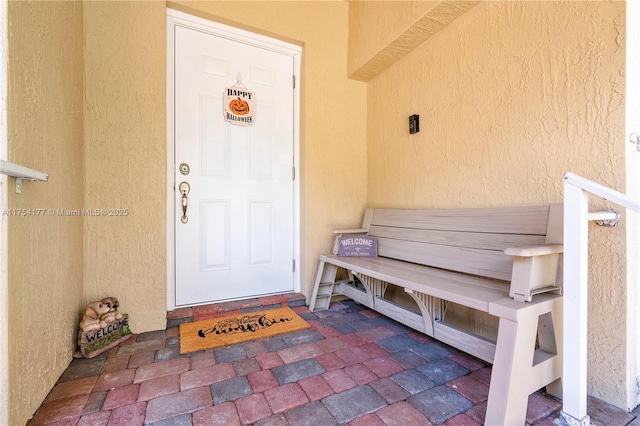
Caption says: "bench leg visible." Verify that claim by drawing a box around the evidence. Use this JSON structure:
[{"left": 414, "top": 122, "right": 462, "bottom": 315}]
[
  {"left": 485, "top": 316, "right": 536, "bottom": 426},
  {"left": 309, "top": 261, "right": 338, "bottom": 312},
  {"left": 537, "top": 310, "right": 563, "bottom": 400},
  {"left": 485, "top": 297, "right": 562, "bottom": 426}
]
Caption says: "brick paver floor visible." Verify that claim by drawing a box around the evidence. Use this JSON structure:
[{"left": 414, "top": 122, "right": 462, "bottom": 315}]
[{"left": 28, "top": 295, "right": 638, "bottom": 425}]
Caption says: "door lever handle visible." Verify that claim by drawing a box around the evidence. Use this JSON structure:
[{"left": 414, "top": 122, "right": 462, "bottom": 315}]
[{"left": 179, "top": 182, "right": 190, "bottom": 223}]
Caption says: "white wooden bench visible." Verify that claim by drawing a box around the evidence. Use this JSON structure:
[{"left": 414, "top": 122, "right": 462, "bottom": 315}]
[{"left": 309, "top": 204, "right": 564, "bottom": 425}]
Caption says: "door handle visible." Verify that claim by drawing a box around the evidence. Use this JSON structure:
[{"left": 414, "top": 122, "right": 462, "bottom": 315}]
[{"left": 179, "top": 182, "right": 190, "bottom": 223}]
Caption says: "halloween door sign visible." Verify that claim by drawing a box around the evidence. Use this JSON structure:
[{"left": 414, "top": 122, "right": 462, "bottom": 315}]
[{"left": 224, "top": 76, "right": 255, "bottom": 126}]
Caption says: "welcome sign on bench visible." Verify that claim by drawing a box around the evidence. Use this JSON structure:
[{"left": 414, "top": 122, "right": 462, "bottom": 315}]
[{"left": 337, "top": 236, "right": 378, "bottom": 256}]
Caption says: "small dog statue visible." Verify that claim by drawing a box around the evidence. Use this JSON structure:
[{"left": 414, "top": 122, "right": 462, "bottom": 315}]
[
  {"left": 76, "top": 297, "right": 130, "bottom": 356},
  {"left": 99, "top": 297, "right": 123, "bottom": 325},
  {"left": 77, "top": 301, "right": 111, "bottom": 346}
]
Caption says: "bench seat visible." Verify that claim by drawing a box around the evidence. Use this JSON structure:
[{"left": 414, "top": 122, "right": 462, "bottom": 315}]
[
  {"left": 321, "top": 254, "right": 508, "bottom": 312},
  {"left": 309, "top": 204, "right": 564, "bottom": 426}
]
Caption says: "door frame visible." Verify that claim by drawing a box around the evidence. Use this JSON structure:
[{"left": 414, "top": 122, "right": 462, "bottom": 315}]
[{"left": 166, "top": 8, "right": 302, "bottom": 310}]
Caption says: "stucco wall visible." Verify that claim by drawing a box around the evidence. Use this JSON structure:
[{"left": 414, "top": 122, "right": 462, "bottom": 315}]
[
  {"left": 83, "top": 1, "right": 167, "bottom": 333},
  {"left": 83, "top": 1, "right": 367, "bottom": 331},
  {"left": 348, "top": 0, "right": 438, "bottom": 77},
  {"left": 360, "top": 0, "right": 628, "bottom": 409},
  {"left": 7, "top": 2, "right": 85, "bottom": 424}
]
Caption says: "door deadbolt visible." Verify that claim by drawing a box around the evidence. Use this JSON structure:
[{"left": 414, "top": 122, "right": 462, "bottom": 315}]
[{"left": 179, "top": 163, "right": 190, "bottom": 175}]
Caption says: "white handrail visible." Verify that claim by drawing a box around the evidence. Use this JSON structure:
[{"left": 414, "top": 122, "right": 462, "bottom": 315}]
[
  {"left": 563, "top": 172, "right": 640, "bottom": 213},
  {"left": 0, "top": 159, "right": 48, "bottom": 182},
  {"left": 0, "top": 159, "right": 48, "bottom": 194},
  {"left": 561, "top": 173, "right": 639, "bottom": 426}
]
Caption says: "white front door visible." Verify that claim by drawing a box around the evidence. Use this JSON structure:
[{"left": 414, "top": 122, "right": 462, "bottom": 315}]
[{"left": 172, "top": 22, "right": 297, "bottom": 306}]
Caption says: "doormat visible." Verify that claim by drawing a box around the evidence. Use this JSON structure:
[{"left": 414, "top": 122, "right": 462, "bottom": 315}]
[{"left": 179, "top": 307, "right": 310, "bottom": 354}]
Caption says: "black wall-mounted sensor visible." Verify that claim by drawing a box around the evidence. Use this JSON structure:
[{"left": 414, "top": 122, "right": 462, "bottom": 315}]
[{"left": 409, "top": 115, "right": 419, "bottom": 134}]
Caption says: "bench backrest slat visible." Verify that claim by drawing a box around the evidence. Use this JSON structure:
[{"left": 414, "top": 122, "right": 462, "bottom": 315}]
[
  {"left": 369, "top": 226, "right": 547, "bottom": 251},
  {"left": 376, "top": 237, "right": 514, "bottom": 281},
  {"left": 371, "top": 206, "right": 551, "bottom": 234},
  {"left": 366, "top": 204, "right": 561, "bottom": 283}
]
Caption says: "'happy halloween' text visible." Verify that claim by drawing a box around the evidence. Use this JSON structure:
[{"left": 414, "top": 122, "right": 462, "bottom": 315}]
[{"left": 226, "top": 112, "right": 253, "bottom": 123}]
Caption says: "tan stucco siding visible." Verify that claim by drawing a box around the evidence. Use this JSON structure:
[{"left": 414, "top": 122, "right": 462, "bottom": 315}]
[
  {"left": 83, "top": 1, "right": 168, "bottom": 333},
  {"left": 361, "top": 0, "right": 627, "bottom": 408},
  {"left": 7, "top": 2, "right": 85, "bottom": 424}
]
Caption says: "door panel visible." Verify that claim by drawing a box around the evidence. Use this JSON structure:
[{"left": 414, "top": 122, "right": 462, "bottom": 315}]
[{"left": 174, "top": 25, "right": 295, "bottom": 306}]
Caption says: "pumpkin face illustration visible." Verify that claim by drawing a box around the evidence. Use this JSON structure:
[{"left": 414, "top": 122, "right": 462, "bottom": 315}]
[{"left": 229, "top": 98, "right": 250, "bottom": 115}]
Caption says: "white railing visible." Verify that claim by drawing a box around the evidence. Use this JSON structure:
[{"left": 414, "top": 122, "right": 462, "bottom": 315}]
[
  {"left": 0, "top": 159, "right": 48, "bottom": 193},
  {"left": 561, "top": 172, "right": 640, "bottom": 426}
]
